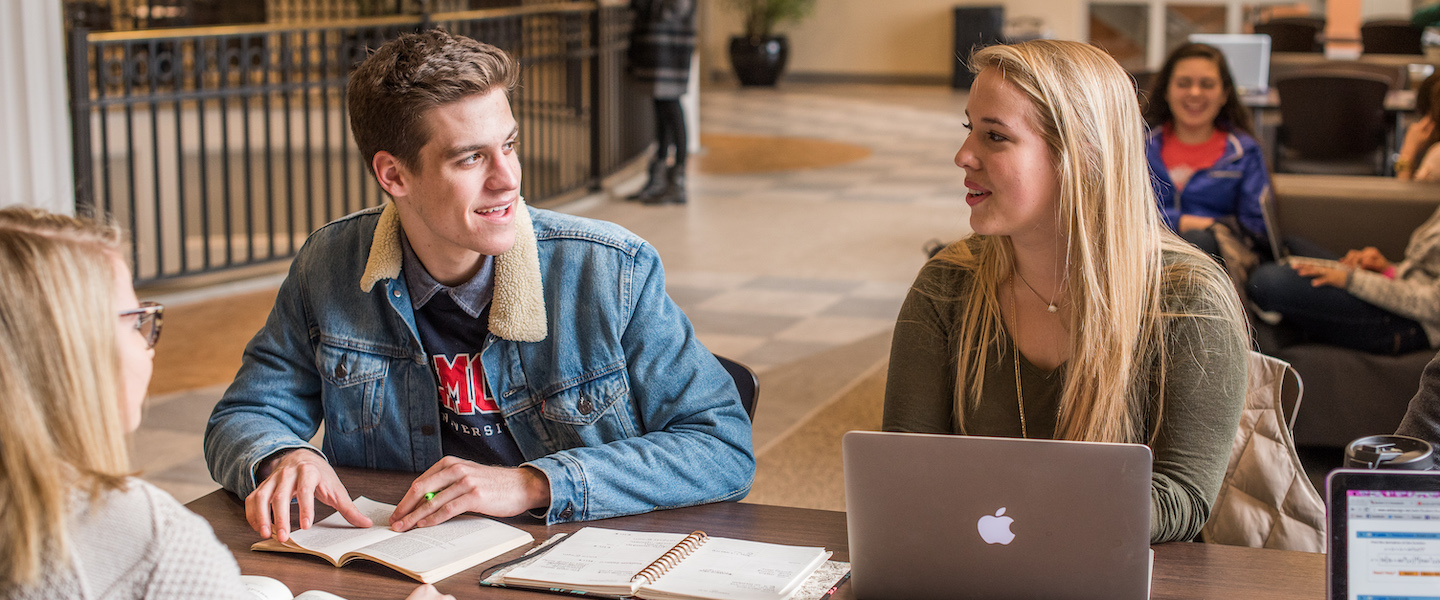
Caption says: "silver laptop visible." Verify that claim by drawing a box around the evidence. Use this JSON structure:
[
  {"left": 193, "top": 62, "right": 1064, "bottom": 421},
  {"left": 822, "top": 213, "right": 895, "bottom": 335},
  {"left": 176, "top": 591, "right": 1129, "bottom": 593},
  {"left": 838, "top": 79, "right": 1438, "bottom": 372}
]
[
  {"left": 1189, "top": 33, "right": 1272, "bottom": 96},
  {"left": 843, "top": 431, "right": 1153, "bottom": 600}
]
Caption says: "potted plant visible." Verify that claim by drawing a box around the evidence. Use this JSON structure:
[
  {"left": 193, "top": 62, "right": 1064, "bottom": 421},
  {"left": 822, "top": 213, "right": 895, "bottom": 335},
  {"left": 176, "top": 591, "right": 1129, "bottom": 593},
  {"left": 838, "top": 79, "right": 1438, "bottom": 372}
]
[{"left": 724, "top": 0, "right": 816, "bottom": 86}]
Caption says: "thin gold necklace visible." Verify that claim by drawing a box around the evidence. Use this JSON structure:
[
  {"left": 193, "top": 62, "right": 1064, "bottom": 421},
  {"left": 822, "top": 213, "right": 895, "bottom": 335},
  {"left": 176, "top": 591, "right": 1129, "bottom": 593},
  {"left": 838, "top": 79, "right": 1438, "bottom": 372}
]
[
  {"left": 1014, "top": 268, "right": 1058, "bottom": 313},
  {"left": 1010, "top": 276, "right": 1028, "bottom": 439}
]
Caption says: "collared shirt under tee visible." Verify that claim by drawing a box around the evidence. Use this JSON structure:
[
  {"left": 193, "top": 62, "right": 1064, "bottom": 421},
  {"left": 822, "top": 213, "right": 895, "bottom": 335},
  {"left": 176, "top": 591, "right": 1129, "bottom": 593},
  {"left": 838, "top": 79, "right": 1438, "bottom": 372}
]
[{"left": 400, "top": 233, "right": 525, "bottom": 466}]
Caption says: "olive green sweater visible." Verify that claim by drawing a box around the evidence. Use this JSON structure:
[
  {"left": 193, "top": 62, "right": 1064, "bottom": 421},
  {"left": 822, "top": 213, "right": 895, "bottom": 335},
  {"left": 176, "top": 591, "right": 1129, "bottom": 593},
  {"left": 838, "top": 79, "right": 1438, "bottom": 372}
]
[{"left": 883, "top": 249, "right": 1247, "bottom": 543}]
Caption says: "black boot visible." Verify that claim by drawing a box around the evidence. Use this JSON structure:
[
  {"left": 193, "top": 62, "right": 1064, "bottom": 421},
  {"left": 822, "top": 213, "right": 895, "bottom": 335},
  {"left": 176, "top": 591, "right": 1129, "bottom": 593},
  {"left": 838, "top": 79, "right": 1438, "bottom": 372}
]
[
  {"left": 642, "top": 166, "right": 687, "bottom": 205},
  {"left": 626, "top": 159, "right": 668, "bottom": 201}
]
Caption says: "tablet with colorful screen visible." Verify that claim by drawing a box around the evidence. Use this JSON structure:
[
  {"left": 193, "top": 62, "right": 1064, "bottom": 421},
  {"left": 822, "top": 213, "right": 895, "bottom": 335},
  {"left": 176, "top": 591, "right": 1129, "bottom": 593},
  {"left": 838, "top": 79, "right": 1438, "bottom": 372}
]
[{"left": 1326, "top": 469, "right": 1440, "bottom": 600}]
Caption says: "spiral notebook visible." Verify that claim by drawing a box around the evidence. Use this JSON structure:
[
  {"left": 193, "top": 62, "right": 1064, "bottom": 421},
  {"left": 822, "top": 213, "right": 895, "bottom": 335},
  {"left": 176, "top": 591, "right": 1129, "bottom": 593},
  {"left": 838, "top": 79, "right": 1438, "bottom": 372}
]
[{"left": 488, "top": 527, "right": 832, "bottom": 600}]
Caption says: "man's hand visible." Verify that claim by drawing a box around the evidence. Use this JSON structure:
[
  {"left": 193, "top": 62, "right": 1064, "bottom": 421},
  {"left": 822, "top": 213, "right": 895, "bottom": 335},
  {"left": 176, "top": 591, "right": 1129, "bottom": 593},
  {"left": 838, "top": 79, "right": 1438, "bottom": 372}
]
[
  {"left": 389, "top": 457, "right": 551, "bottom": 532},
  {"left": 245, "top": 449, "right": 373, "bottom": 542},
  {"left": 1340, "top": 247, "right": 1390, "bottom": 273},
  {"left": 1293, "top": 262, "right": 1351, "bottom": 289},
  {"left": 1178, "top": 214, "right": 1215, "bottom": 232}
]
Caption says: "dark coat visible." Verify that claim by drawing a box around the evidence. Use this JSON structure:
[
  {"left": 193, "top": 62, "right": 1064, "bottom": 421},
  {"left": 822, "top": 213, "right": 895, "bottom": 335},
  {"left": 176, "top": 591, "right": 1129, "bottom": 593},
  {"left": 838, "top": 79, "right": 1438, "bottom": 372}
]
[{"left": 629, "top": 0, "right": 696, "bottom": 99}]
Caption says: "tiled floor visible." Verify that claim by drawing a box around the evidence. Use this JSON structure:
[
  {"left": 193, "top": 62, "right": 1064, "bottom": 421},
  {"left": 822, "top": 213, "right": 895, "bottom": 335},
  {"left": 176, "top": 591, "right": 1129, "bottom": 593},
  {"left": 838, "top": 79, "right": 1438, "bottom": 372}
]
[{"left": 133, "top": 82, "right": 978, "bottom": 504}]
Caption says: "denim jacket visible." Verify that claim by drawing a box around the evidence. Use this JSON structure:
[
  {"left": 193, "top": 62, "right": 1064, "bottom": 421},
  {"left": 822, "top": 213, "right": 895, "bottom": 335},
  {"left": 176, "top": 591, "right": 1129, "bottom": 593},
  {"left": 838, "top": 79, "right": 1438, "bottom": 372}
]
[
  {"left": 204, "top": 201, "right": 755, "bottom": 523},
  {"left": 1147, "top": 127, "right": 1271, "bottom": 240}
]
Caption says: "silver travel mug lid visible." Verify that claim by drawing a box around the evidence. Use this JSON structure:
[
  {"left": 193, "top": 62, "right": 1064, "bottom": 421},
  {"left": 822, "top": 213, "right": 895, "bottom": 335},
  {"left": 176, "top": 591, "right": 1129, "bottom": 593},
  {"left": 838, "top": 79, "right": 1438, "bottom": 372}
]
[{"left": 1344, "top": 435, "right": 1434, "bottom": 470}]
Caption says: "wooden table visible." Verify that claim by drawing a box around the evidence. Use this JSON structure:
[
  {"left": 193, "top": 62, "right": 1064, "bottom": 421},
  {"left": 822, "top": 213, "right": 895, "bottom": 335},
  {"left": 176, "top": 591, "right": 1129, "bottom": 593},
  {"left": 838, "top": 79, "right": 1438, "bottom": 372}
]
[{"left": 188, "top": 468, "right": 1326, "bottom": 599}]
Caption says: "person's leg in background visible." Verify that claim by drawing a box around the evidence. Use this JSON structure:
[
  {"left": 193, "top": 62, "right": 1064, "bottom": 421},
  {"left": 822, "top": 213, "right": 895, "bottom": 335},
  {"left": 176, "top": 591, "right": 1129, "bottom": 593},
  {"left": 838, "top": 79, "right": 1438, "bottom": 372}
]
[
  {"left": 643, "top": 98, "right": 687, "bottom": 205},
  {"left": 1248, "top": 262, "right": 1430, "bottom": 355},
  {"left": 627, "top": 99, "right": 674, "bottom": 202}
]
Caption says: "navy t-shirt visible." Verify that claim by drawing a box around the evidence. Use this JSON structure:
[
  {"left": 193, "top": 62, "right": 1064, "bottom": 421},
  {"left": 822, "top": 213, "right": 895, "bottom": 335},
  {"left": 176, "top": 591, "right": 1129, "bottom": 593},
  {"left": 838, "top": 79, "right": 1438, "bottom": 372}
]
[{"left": 401, "top": 235, "right": 525, "bottom": 467}]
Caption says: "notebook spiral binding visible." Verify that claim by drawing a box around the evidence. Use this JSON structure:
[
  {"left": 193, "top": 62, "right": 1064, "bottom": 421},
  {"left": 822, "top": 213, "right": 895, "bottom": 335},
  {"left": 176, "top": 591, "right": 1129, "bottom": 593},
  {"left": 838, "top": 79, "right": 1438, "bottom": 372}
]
[{"left": 631, "top": 531, "right": 709, "bottom": 587}]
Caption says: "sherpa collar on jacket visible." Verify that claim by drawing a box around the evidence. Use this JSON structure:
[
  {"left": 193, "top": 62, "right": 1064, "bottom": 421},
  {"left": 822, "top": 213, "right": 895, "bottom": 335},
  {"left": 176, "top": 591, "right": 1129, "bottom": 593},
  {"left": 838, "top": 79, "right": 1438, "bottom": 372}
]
[{"left": 359, "top": 200, "right": 547, "bottom": 343}]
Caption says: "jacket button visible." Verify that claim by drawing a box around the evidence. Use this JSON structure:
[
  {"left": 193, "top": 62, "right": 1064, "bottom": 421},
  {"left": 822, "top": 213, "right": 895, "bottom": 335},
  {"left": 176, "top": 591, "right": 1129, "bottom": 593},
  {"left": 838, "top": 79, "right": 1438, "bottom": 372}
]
[
  {"left": 421, "top": 425, "right": 435, "bottom": 436},
  {"left": 577, "top": 398, "right": 594, "bottom": 415},
  {"left": 334, "top": 362, "right": 347, "bottom": 378},
  {"left": 393, "top": 289, "right": 401, "bottom": 298},
  {"left": 560, "top": 507, "right": 574, "bottom": 519}
]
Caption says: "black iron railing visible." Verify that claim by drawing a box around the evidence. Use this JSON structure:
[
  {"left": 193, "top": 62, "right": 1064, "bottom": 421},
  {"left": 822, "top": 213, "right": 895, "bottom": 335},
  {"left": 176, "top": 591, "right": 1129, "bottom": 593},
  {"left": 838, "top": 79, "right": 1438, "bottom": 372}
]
[{"left": 68, "top": 3, "right": 649, "bottom": 283}]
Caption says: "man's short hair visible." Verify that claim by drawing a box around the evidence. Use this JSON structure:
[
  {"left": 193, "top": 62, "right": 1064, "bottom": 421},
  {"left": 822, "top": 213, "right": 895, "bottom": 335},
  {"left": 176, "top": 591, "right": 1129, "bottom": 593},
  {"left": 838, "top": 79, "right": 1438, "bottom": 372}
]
[{"left": 347, "top": 29, "right": 518, "bottom": 176}]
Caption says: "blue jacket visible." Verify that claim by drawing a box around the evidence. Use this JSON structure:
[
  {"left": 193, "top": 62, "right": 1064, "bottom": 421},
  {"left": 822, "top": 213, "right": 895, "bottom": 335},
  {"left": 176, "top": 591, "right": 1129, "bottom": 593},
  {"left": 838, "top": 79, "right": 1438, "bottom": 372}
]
[
  {"left": 204, "top": 201, "right": 755, "bottom": 524},
  {"left": 1147, "top": 127, "right": 1271, "bottom": 240}
]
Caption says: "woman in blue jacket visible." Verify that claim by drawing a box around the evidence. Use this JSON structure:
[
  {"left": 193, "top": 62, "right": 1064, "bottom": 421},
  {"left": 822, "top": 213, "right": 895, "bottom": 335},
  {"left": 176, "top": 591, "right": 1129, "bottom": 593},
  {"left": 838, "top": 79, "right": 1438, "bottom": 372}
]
[{"left": 1143, "top": 43, "right": 1271, "bottom": 261}]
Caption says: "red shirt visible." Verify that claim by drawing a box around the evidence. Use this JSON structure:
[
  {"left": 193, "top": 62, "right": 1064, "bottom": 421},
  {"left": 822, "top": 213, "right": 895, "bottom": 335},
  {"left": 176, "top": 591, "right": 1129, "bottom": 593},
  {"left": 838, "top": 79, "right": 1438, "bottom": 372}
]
[{"left": 1160, "top": 126, "right": 1227, "bottom": 195}]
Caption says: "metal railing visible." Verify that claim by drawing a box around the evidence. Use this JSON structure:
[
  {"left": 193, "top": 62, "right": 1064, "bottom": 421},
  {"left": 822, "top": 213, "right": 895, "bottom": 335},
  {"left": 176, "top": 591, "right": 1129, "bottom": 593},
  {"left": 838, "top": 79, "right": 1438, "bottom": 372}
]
[{"left": 67, "top": 2, "right": 650, "bottom": 283}]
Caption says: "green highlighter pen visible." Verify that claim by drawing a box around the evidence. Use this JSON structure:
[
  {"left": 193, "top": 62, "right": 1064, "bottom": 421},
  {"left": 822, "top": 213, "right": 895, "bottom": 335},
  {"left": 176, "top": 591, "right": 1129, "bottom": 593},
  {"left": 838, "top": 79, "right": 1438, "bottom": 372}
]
[{"left": 423, "top": 491, "right": 437, "bottom": 502}]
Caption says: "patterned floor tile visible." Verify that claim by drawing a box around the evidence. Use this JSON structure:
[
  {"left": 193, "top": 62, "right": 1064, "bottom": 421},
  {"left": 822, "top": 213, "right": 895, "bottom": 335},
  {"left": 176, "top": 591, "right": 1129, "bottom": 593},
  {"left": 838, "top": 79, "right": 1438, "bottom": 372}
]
[{"left": 774, "top": 316, "right": 895, "bottom": 346}]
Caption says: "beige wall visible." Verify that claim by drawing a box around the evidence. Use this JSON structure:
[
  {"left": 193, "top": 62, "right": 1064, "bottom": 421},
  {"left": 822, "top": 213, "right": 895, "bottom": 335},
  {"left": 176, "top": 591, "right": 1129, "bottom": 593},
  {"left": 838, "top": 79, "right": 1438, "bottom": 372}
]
[
  {"left": 700, "top": 0, "right": 1419, "bottom": 81},
  {"left": 702, "top": 0, "right": 1086, "bottom": 81}
]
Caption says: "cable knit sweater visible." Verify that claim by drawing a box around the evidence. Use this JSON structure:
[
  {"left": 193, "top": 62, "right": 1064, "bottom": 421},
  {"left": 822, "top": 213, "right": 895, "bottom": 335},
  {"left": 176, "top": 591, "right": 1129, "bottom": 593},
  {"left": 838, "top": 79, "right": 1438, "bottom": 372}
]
[
  {"left": 1348, "top": 203, "right": 1440, "bottom": 347},
  {"left": 4, "top": 479, "right": 249, "bottom": 600}
]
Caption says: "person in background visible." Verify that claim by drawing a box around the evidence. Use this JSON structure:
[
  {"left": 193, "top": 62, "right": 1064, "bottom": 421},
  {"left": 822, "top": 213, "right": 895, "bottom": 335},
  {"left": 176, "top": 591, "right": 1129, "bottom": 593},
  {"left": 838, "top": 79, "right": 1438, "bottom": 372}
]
[
  {"left": 1397, "top": 75, "right": 1440, "bottom": 182},
  {"left": 624, "top": 0, "right": 696, "bottom": 205},
  {"left": 1397, "top": 348, "right": 1440, "bottom": 448},
  {"left": 1143, "top": 43, "right": 1271, "bottom": 263},
  {"left": 0, "top": 207, "right": 449, "bottom": 599},
  {"left": 1246, "top": 80, "right": 1440, "bottom": 355},
  {"left": 1246, "top": 206, "right": 1440, "bottom": 355},
  {"left": 884, "top": 40, "right": 1249, "bottom": 544}
]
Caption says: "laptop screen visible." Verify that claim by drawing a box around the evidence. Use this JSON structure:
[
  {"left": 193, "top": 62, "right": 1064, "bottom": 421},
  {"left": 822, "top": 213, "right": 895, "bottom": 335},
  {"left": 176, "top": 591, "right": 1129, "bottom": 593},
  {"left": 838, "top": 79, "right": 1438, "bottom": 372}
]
[
  {"left": 1342, "top": 488, "right": 1440, "bottom": 599},
  {"left": 1187, "top": 34, "right": 1272, "bottom": 96}
]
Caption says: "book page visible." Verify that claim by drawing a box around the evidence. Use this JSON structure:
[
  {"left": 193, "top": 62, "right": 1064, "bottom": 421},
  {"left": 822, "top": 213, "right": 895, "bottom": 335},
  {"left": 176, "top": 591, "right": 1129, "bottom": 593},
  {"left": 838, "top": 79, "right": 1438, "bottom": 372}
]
[
  {"left": 640, "top": 538, "right": 831, "bottom": 600},
  {"left": 281, "top": 497, "right": 399, "bottom": 560},
  {"left": 500, "top": 527, "right": 688, "bottom": 593},
  {"left": 241, "top": 575, "right": 294, "bottom": 600},
  {"left": 352, "top": 513, "right": 533, "bottom": 577},
  {"left": 293, "top": 591, "right": 348, "bottom": 600}
]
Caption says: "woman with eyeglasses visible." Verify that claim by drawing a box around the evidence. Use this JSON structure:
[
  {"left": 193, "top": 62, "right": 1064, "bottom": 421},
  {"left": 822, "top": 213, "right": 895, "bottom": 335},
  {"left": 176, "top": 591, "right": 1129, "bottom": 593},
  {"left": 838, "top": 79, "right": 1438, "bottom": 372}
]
[{"left": 0, "top": 207, "right": 452, "bottom": 599}]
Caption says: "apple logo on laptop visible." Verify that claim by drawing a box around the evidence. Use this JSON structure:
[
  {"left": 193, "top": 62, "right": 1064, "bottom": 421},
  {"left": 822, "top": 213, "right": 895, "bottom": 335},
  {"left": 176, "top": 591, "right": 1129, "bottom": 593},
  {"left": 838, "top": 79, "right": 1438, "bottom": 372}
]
[{"left": 977, "top": 507, "right": 1016, "bottom": 545}]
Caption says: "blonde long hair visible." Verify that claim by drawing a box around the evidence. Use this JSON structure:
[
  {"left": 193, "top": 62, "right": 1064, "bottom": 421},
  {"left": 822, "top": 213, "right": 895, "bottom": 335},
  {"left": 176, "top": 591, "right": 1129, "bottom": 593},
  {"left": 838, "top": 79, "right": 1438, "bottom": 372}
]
[
  {"left": 942, "top": 40, "right": 1245, "bottom": 443},
  {"left": 0, "top": 207, "right": 132, "bottom": 589}
]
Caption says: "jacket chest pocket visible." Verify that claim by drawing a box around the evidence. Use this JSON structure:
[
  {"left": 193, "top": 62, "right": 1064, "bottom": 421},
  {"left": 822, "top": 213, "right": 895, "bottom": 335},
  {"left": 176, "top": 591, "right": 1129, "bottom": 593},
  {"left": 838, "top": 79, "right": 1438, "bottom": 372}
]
[
  {"left": 1207, "top": 170, "right": 1242, "bottom": 179},
  {"left": 536, "top": 369, "right": 635, "bottom": 446},
  {"left": 317, "top": 343, "right": 389, "bottom": 434}
]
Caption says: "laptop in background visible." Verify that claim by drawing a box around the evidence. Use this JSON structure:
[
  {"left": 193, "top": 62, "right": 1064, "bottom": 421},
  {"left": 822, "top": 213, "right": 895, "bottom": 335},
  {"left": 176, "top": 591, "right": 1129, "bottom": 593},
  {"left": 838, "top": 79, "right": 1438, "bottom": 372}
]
[
  {"left": 843, "top": 431, "right": 1153, "bottom": 600},
  {"left": 1258, "top": 182, "right": 1345, "bottom": 270},
  {"left": 1189, "top": 33, "right": 1273, "bottom": 96}
]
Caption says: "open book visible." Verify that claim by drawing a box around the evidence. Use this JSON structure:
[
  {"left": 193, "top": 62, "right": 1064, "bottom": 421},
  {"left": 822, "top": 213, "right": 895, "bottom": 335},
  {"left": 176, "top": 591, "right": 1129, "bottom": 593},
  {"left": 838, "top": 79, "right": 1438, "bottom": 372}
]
[
  {"left": 251, "top": 497, "right": 532, "bottom": 584},
  {"left": 242, "top": 575, "right": 347, "bottom": 600},
  {"left": 492, "top": 527, "right": 832, "bottom": 600}
]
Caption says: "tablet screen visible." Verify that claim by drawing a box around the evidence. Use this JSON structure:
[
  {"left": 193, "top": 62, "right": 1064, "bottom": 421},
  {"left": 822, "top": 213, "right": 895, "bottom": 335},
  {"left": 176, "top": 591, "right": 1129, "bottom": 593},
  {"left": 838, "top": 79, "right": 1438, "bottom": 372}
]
[{"left": 1342, "top": 488, "right": 1440, "bottom": 599}]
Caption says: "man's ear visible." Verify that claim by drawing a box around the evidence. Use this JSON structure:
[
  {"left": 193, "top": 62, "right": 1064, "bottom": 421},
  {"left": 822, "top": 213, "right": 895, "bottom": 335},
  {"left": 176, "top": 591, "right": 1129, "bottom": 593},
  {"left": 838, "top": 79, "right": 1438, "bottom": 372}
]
[{"left": 373, "top": 151, "right": 409, "bottom": 198}]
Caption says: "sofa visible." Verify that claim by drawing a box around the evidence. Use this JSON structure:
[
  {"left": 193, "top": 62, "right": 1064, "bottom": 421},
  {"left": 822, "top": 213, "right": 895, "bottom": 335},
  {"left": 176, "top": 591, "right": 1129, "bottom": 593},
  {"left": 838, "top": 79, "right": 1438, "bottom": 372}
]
[{"left": 1266, "top": 174, "right": 1440, "bottom": 447}]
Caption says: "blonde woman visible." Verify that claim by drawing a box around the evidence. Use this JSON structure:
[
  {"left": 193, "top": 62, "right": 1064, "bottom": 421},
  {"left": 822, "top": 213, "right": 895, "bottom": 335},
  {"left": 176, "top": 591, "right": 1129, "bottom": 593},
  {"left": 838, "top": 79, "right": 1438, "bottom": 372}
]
[
  {"left": 883, "top": 41, "right": 1249, "bottom": 544},
  {"left": 0, "top": 208, "right": 451, "bottom": 599}
]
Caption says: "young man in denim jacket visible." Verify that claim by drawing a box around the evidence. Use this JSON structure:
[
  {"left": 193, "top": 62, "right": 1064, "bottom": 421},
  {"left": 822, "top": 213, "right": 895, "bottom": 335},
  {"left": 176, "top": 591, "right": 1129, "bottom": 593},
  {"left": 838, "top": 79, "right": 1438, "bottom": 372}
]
[{"left": 204, "top": 30, "right": 753, "bottom": 542}]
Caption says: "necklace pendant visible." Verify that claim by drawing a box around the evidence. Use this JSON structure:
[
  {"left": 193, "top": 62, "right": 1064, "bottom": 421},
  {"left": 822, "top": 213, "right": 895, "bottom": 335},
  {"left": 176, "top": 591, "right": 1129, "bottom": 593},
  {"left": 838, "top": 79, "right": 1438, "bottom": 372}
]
[{"left": 1046, "top": 304, "right": 1057, "bottom": 313}]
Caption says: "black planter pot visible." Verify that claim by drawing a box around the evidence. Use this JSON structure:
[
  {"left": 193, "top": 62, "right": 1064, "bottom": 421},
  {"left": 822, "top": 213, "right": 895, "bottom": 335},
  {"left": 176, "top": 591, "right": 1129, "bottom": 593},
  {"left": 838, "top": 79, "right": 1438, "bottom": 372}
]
[{"left": 728, "top": 35, "right": 789, "bottom": 87}]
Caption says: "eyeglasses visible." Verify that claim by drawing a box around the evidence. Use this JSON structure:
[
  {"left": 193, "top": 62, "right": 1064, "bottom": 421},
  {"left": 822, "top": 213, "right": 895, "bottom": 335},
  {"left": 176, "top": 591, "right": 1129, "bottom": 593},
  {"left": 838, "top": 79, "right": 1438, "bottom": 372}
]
[{"left": 119, "top": 301, "right": 164, "bottom": 349}]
